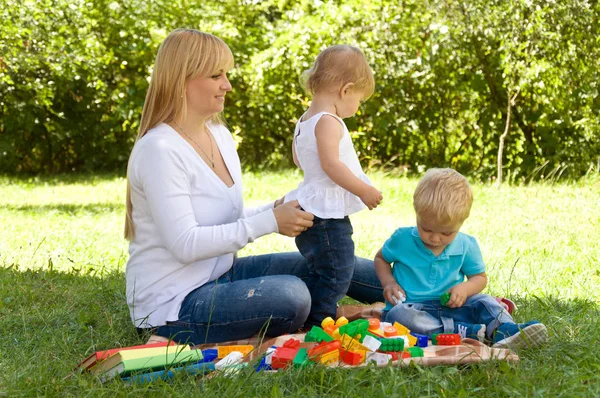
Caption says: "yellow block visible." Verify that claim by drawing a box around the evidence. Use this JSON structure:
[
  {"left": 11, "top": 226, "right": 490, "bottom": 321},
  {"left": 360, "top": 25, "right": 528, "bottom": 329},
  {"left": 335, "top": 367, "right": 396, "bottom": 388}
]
[{"left": 217, "top": 345, "right": 254, "bottom": 358}]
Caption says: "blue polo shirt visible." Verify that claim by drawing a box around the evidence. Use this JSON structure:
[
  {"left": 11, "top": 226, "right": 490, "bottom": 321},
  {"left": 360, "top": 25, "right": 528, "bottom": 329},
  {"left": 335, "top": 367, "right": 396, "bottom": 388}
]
[{"left": 381, "top": 227, "right": 486, "bottom": 310}]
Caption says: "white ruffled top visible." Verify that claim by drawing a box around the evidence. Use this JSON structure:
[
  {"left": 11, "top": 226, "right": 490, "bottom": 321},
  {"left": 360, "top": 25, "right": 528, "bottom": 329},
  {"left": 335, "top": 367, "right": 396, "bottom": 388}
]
[{"left": 285, "top": 112, "right": 372, "bottom": 219}]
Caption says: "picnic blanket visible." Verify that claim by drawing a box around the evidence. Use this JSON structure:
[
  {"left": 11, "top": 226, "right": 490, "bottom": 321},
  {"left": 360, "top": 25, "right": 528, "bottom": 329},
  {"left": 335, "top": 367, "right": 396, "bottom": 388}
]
[{"left": 197, "top": 333, "right": 519, "bottom": 368}]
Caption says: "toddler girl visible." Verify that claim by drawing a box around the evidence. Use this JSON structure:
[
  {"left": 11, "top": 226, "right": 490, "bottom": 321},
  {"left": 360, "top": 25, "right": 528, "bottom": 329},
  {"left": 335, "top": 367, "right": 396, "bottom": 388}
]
[{"left": 286, "top": 45, "right": 383, "bottom": 327}]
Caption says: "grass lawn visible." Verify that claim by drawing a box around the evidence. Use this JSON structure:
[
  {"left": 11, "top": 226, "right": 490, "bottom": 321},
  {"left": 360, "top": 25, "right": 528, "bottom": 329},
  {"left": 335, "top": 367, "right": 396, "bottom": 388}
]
[{"left": 1, "top": 171, "right": 599, "bottom": 396}]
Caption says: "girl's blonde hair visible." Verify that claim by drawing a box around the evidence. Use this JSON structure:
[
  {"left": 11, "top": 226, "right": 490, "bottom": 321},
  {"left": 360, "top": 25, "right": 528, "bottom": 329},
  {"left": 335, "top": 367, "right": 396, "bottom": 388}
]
[
  {"left": 413, "top": 168, "right": 473, "bottom": 225},
  {"left": 302, "top": 45, "right": 375, "bottom": 98},
  {"left": 124, "top": 29, "right": 234, "bottom": 240}
]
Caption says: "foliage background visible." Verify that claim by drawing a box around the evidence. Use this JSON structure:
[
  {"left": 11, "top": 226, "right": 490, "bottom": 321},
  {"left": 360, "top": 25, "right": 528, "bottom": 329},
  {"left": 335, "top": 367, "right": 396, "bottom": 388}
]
[{"left": 1, "top": 0, "right": 599, "bottom": 180}]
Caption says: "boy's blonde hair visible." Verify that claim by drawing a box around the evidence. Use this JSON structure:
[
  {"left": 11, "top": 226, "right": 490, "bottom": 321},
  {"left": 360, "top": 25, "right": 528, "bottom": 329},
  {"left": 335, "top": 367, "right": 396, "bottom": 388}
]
[
  {"left": 302, "top": 45, "right": 375, "bottom": 98},
  {"left": 413, "top": 168, "right": 473, "bottom": 225},
  {"left": 124, "top": 29, "right": 234, "bottom": 241}
]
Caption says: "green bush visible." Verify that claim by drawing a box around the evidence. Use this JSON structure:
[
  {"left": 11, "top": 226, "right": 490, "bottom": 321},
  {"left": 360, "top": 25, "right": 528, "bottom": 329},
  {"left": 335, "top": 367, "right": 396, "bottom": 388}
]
[{"left": 1, "top": 0, "right": 598, "bottom": 180}]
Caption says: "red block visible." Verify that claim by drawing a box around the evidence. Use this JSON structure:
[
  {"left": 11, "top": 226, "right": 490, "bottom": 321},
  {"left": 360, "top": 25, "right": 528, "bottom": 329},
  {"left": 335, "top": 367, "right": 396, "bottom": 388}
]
[
  {"left": 340, "top": 349, "right": 362, "bottom": 365},
  {"left": 308, "top": 340, "right": 341, "bottom": 359},
  {"left": 436, "top": 333, "right": 461, "bottom": 345},
  {"left": 271, "top": 347, "right": 299, "bottom": 369}
]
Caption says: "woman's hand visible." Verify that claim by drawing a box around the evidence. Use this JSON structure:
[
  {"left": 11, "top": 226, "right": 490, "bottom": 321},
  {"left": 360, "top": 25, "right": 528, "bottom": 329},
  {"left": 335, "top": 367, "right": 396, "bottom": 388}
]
[
  {"left": 274, "top": 196, "right": 285, "bottom": 208},
  {"left": 273, "top": 200, "right": 314, "bottom": 237}
]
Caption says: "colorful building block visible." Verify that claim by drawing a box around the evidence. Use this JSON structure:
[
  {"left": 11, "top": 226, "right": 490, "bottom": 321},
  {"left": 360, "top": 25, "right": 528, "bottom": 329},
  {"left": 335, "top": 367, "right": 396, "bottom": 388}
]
[
  {"left": 307, "top": 340, "right": 341, "bottom": 361},
  {"left": 440, "top": 292, "right": 451, "bottom": 306},
  {"left": 366, "top": 352, "right": 392, "bottom": 366},
  {"left": 383, "top": 325, "right": 399, "bottom": 337},
  {"left": 217, "top": 345, "right": 254, "bottom": 358},
  {"left": 292, "top": 348, "right": 311, "bottom": 368},
  {"left": 378, "top": 338, "right": 404, "bottom": 352},
  {"left": 338, "top": 319, "right": 369, "bottom": 341},
  {"left": 411, "top": 332, "right": 429, "bottom": 347},
  {"left": 361, "top": 335, "right": 382, "bottom": 352},
  {"left": 434, "top": 333, "right": 461, "bottom": 345},
  {"left": 305, "top": 326, "right": 333, "bottom": 343},
  {"left": 406, "top": 347, "right": 424, "bottom": 357},
  {"left": 339, "top": 334, "right": 369, "bottom": 352},
  {"left": 339, "top": 349, "right": 364, "bottom": 365},
  {"left": 271, "top": 346, "right": 299, "bottom": 369},
  {"left": 392, "top": 322, "right": 411, "bottom": 336}
]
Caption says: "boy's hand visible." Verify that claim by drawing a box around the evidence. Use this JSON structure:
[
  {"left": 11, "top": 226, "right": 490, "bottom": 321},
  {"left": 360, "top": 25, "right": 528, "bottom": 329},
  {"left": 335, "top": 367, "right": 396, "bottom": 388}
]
[
  {"left": 383, "top": 282, "right": 406, "bottom": 306},
  {"left": 446, "top": 284, "right": 469, "bottom": 308},
  {"left": 359, "top": 186, "right": 383, "bottom": 210}
]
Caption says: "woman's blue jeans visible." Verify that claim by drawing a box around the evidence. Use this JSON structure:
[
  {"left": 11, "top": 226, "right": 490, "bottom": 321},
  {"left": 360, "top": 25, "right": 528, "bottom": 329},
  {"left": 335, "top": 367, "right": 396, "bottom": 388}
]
[
  {"left": 383, "top": 294, "right": 515, "bottom": 339},
  {"left": 154, "top": 251, "right": 383, "bottom": 345},
  {"left": 295, "top": 216, "right": 355, "bottom": 327}
]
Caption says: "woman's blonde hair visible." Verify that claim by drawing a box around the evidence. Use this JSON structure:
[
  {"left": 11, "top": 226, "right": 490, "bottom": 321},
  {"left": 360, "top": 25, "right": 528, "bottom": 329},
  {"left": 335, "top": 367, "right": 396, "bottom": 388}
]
[
  {"left": 124, "top": 29, "right": 234, "bottom": 240},
  {"left": 413, "top": 168, "right": 473, "bottom": 225},
  {"left": 302, "top": 45, "right": 375, "bottom": 98}
]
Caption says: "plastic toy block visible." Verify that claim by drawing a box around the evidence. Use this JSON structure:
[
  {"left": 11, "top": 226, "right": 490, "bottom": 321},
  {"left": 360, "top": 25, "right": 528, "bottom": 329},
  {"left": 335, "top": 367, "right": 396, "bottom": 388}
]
[
  {"left": 368, "top": 328, "right": 386, "bottom": 338},
  {"left": 339, "top": 334, "right": 369, "bottom": 352},
  {"left": 431, "top": 333, "right": 439, "bottom": 345},
  {"left": 378, "top": 338, "right": 404, "bottom": 352},
  {"left": 435, "top": 333, "right": 461, "bottom": 346},
  {"left": 440, "top": 292, "right": 451, "bottom": 306},
  {"left": 217, "top": 345, "right": 254, "bottom": 358},
  {"left": 201, "top": 349, "right": 218, "bottom": 363},
  {"left": 283, "top": 338, "right": 301, "bottom": 350},
  {"left": 321, "top": 317, "right": 335, "bottom": 328},
  {"left": 264, "top": 346, "right": 276, "bottom": 365},
  {"left": 324, "top": 324, "right": 337, "bottom": 336},
  {"left": 362, "top": 335, "right": 382, "bottom": 352},
  {"left": 340, "top": 349, "right": 364, "bottom": 365},
  {"left": 366, "top": 352, "right": 392, "bottom": 366},
  {"left": 305, "top": 326, "right": 334, "bottom": 343},
  {"left": 403, "top": 333, "right": 417, "bottom": 347},
  {"left": 401, "top": 351, "right": 411, "bottom": 359},
  {"left": 254, "top": 356, "right": 272, "bottom": 372},
  {"left": 317, "top": 349, "right": 339, "bottom": 365},
  {"left": 307, "top": 340, "right": 341, "bottom": 360},
  {"left": 411, "top": 332, "right": 429, "bottom": 347},
  {"left": 383, "top": 325, "right": 398, "bottom": 337},
  {"left": 406, "top": 347, "right": 424, "bottom": 357},
  {"left": 368, "top": 318, "right": 381, "bottom": 330},
  {"left": 215, "top": 351, "right": 243, "bottom": 370},
  {"left": 335, "top": 316, "right": 349, "bottom": 327},
  {"left": 338, "top": 319, "right": 369, "bottom": 340},
  {"left": 271, "top": 347, "right": 299, "bottom": 369},
  {"left": 393, "top": 322, "right": 411, "bottom": 336},
  {"left": 292, "top": 348, "right": 311, "bottom": 368}
]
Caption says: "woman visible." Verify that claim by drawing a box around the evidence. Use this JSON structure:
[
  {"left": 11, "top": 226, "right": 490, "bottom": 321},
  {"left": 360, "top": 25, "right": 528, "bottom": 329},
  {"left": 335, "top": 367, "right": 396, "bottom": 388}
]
[{"left": 124, "top": 28, "right": 383, "bottom": 345}]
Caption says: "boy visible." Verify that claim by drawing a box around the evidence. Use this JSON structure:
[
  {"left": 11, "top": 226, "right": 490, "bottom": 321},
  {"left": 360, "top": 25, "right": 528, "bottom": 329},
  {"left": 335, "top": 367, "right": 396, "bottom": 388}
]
[{"left": 374, "top": 168, "right": 547, "bottom": 349}]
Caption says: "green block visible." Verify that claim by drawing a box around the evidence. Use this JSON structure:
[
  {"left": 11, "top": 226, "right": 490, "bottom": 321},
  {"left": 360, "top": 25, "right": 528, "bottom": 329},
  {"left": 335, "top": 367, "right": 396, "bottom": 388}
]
[
  {"left": 293, "top": 348, "right": 311, "bottom": 368},
  {"left": 338, "top": 319, "right": 369, "bottom": 340},
  {"left": 304, "top": 326, "right": 333, "bottom": 342},
  {"left": 440, "top": 292, "right": 451, "bottom": 306},
  {"left": 379, "top": 338, "right": 404, "bottom": 352},
  {"left": 407, "top": 347, "right": 424, "bottom": 357}
]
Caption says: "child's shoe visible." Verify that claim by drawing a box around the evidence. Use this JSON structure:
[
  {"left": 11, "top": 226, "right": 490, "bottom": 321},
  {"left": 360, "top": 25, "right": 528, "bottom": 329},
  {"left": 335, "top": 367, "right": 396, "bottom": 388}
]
[
  {"left": 454, "top": 322, "right": 486, "bottom": 342},
  {"left": 492, "top": 321, "right": 547, "bottom": 349}
]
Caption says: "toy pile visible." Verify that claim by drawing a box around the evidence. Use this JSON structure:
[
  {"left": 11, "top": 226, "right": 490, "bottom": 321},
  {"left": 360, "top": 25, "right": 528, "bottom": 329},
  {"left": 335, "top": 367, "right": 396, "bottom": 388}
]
[
  {"left": 76, "top": 316, "right": 519, "bottom": 383},
  {"left": 203, "top": 316, "right": 519, "bottom": 374}
]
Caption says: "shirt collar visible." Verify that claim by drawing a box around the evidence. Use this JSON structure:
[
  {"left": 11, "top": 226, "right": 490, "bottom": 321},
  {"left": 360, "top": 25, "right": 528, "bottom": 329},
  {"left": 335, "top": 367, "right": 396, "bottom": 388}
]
[{"left": 411, "top": 226, "right": 464, "bottom": 257}]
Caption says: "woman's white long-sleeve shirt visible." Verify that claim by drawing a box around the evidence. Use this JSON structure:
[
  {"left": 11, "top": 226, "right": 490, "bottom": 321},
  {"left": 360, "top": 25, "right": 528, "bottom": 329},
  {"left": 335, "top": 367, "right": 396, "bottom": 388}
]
[{"left": 126, "top": 123, "right": 278, "bottom": 328}]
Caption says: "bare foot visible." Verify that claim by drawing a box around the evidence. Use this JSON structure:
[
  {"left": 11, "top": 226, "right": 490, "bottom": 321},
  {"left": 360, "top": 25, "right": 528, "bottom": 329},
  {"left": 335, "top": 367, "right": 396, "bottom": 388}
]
[{"left": 146, "top": 334, "right": 170, "bottom": 344}]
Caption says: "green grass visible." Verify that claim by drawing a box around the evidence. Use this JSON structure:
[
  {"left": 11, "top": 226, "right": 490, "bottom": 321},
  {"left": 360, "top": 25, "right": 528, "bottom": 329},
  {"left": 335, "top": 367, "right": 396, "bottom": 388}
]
[{"left": 1, "top": 171, "right": 599, "bottom": 396}]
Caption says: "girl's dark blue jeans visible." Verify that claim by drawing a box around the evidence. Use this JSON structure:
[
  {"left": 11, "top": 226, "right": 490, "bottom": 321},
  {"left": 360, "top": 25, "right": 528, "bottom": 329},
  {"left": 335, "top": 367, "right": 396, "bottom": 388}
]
[{"left": 295, "top": 215, "right": 355, "bottom": 327}]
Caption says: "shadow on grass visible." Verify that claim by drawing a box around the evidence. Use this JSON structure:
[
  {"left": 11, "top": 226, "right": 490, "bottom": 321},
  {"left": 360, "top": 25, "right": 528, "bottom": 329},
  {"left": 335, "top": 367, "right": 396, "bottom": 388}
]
[{"left": 0, "top": 203, "right": 124, "bottom": 214}]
